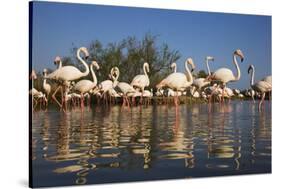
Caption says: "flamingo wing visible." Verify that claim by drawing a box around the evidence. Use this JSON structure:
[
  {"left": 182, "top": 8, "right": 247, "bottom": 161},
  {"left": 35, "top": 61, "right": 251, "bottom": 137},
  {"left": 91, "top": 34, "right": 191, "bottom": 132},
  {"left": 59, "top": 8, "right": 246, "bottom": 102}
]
[
  {"left": 131, "top": 75, "right": 149, "bottom": 88},
  {"left": 212, "top": 68, "right": 235, "bottom": 83},
  {"left": 74, "top": 80, "right": 94, "bottom": 93}
]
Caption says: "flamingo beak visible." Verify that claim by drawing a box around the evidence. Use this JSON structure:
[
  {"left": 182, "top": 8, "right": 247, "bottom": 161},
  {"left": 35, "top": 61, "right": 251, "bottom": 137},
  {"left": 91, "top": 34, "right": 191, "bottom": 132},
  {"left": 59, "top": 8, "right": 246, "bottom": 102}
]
[
  {"left": 241, "top": 58, "right": 244, "bottom": 62},
  {"left": 247, "top": 66, "right": 251, "bottom": 74},
  {"left": 85, "top": 56, "right": 89, "bottom": 60},
  {"left": 191, "top": 68, "right": 194, "bottom": 72}
]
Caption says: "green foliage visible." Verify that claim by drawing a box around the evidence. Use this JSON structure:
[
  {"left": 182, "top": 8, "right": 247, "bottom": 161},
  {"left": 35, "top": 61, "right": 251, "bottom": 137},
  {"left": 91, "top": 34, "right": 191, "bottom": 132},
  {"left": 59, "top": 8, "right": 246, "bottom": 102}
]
[
  {"left": 196, "top": 70, "right": 208, "bottom": 78},
  {"left": 45, "top": 33, "right": 181, "bottom": 88}
]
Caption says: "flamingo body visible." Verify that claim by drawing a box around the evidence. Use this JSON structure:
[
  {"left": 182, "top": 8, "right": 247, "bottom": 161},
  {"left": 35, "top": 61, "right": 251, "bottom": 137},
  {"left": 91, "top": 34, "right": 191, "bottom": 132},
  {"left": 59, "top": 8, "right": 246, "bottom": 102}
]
[
  {"left": 130, "top": 62, "right": 150, "bottom": 91},
  {"left": 211, "top": 68, "right": 236, "bottom": 84}
]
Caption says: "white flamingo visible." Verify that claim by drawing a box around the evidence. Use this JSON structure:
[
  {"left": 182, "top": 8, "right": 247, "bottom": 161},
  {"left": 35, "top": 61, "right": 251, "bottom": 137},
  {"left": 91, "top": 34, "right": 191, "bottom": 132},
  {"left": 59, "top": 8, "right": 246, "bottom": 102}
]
[
  {"left": 261, "top": 75, "right": 272, "bottom": 101},
  {"left": 233, "top": 89, "right": 240, "bottom": 96},
  {"left": 30, "top": 89, "right": 47, "bottom": 110},
  {"left": 156, "top": 58, "right": 194, "bottom": 106},
  {"left": 130, "top": 62, "right": 150, "bottom": 103},
  {"left": 74, "top": 61, "right": 100, "bottom": 108},
  {"left": 42, "top": 69, "right": 51, "bottom": 101},
  {"left": 248, "top": 64, "right": 272, "bottom": 111},
  {"left": 193, "top": 56, "right": 214, "bottom": 91},
  {"left": 208, "top": 49, "right": 244, "bottom": 102},
  {"left": 97, "top": 67, "right": 117, "bottom": 105},
  {"left": 46, "top": 47, "right": 90, "bottom": 109},
  {"left": 113, "top": 67, "right": 136, "bottom": 108},
  {"left": 262, "top": 75, "right": 272, "bottom": 85},
  {"left": 189, "top": 86, "right": 200, "bottom": 98},
  {"left": 44, "top": 56, "right": 63, "bottom": 79}
]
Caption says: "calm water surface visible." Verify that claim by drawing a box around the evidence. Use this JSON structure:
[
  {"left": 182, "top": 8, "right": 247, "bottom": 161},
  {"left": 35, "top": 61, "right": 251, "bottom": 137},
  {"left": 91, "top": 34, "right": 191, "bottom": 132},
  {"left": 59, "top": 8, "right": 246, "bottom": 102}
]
[{"left": 31, "top": 100, "right": 271, "bottom": 187}]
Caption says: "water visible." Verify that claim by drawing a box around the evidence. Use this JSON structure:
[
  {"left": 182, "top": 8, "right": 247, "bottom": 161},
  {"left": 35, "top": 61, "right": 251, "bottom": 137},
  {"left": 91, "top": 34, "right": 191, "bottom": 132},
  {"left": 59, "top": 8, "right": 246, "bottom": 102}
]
[{"left": 31, "top": 100, "right": 271, "bottom": 187}]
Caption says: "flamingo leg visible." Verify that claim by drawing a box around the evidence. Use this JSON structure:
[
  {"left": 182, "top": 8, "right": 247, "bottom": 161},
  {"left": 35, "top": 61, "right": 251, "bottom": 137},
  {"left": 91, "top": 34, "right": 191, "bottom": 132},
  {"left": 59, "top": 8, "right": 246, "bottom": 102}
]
[
  {"left": 64, "top": 96, "right": 68, "bottom": 112},
  {"left": 81, "top": 94, "right": 84, "bottom": 110},
  {"left": 39, "top": 98, "right": 42, "bottom": 111},
  {"left": 33, "top": 98, "right": 38, "bottom": 110},
  {"left": 122, "top": 96, "right": 126, "bottom": 108},
  {"left": 252, "top": 93, "right": 255, "bottom": 103},
  {"left": 222, "top": 85, "right": 225, "bottom": 104},
  {"left": 176, "top": 91, "right": 179, "bottom": 107},
  {"left": 52, "top": 86, "right": 63, "bottom": 108},
  {"left": 259, "top": 93, "right": 265, "bottom": 112},
  {"left": 140, "top": 90, "right": 143, "bottom": 105},
  {"left": 132, "top": 97, "right": 135, "bottom": 106},
  {"left": 126, "top": 96, "right": 131, "bottom": 110}
]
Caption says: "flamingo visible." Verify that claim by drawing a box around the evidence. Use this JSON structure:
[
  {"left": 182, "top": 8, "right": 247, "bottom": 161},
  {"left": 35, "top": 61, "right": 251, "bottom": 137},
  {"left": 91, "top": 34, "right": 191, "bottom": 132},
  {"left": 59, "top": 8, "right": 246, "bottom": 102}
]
[
  {"left": 261, "top": 75, "right": 272, "bottom": 101},
  {"left": 208, "top": 49, "right": 244, "bottom": 102},
  {"left": 44, "top": 56, "right": 63, "bottom": 79},
  {"left": 224, "top": 87, "right": 234, "bottom": 100},
  {"left": 108, "top": 88, "right": 121, "bottom": 104},
  {"left": 262, "top": 75, "right": 272, "bottom": 85},
  {"left": 233, "top": 89, "right": 240, "bottom": 96},
  {"left": 130, "top": 62, "right": 150, "bottom": 104},
  {"left": 30, "top": 89, "right": 47, "bottom": 110},
  {"left": 204, "top": 84, "right": 223, "bottom": 103},
  {"left": 113, "top": 67, "right": 136, "bottom": 108},
  {"left": 73, "top": 61, "right": 99, "bottom": 109},
  {"left": 248, "top": 64, "right": 272, "bottom": 111},
  {"left": 46, "top": 47, "right": 90, "bottom": 109},
  {"left": 156, "top": 58, "right": 194, "bottom": 106},
  {"left": 189, "top": 86, "right": 200, "bottom": 98},
  {"left": 192, "top": 56, "right": 214, "bottom": 91},
  {"left": 238, "top": 93, "right": 244, "bottom": 99},
  {"left": 97, "top": 67, "right": 118, "bottom": 105},
  {"left": 30, "top": 69, "right": 40, "bottom": 109},
  {"left": 42, "top": 69, "right": 51, "bottom": 103}
]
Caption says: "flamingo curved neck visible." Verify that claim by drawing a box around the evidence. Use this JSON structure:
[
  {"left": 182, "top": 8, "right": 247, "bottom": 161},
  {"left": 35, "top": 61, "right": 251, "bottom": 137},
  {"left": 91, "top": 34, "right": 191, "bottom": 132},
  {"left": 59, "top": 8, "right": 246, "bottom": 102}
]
[
  {"left": 250, "top": 67, "right": 255, "bottom": 86},
  {"left": 58, "top": 61, "right": 62, "bottom": 69},
  {"left": 173, "top": 64, "right": 177, "bottom": 73},
  {"left": 185, "top": 61, "right": 193, "bottom": 83},
  {"left": 43, "top": 78, "right": 47, "bottom": 86},
  {"left": 143, "top": 64, "right": 148, "bottom": 78},
  {"left": 90, "top": 64, "right": 97, "bottom": 86},
  {"left": 113, "top": 68, "right": 120, "bottom": 87},
  {"left": 43, "top": 73, "right": 47, "bottom": 86},
  {"left": 206, "top": 59, "right": 211, "bottom": 76},
  {"left": 233, "top": 54, "right": 241, "bottom": 81},
  {"left": 77, "top": 48, "right": 89, "bottom": 77}
]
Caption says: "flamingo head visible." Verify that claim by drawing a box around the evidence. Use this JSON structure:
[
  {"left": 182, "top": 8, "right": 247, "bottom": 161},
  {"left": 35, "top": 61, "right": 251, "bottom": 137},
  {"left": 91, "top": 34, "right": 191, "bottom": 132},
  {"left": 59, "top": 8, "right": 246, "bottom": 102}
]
[
  {"left": 234, "top": 49, "right": 244, "bottom": 62},
  {"left": 206, "top": 56, "right": 214, "bottom": 61},
  {"left": 144, "top": 62, "right": 150, "bottom": 73},
  {"left": 54, "top": 56, "right": 61, "bottom": 65},
  {"left": 92, "top": 61, "right": 100, "bottom": 70},
  {"left": 170, "top": 62, "right": 177, "bottom": 69},
  {"left": 43, "top": 68, "right": 48, "bottom": 76},
  {"left": 248, "top": 64, "right": 254, "bottom": 74},
  {"left": 80, "top": 47, "right": 89, "bottom": 59},
  {"left": 187, "top": 58, "right": 195, "bottom": 72}
]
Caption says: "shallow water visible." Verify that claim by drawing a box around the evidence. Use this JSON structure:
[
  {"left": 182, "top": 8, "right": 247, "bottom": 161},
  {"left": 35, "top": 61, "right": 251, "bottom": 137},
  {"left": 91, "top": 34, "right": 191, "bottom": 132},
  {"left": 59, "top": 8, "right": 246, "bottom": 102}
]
[{"left": 31, "top": 100, "right": 271, "bottom": 187}]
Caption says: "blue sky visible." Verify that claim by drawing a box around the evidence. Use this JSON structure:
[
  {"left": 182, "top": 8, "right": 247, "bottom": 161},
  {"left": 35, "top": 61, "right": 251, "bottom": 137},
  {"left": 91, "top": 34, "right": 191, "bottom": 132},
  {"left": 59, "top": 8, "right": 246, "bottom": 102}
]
[{"left": 31, "top": 1, "right": 271, "bottom": 89}]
